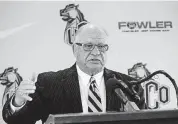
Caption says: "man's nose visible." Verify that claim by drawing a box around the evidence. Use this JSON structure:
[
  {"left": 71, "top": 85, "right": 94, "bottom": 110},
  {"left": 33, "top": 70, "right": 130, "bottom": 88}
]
[{"left": 91, "top": 46, "right": 100, "bottom": 55}]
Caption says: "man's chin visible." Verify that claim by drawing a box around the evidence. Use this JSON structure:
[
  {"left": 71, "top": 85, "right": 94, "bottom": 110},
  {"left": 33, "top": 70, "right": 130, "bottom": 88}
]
[{"left": 87, "top": 63, "right": 103, "bottom": 71}]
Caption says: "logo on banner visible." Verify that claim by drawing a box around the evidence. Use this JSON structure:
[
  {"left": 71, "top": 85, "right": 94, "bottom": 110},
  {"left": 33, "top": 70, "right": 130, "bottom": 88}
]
[
  {"left": 0, "top": 67, "right": 22, "bottom": 106},
  {"left": 128, "top": 63, "right": 172, "bottom": 109},
  {"left": 118, "top": 21, "right": 173, "bottom": 33},
  {"left": 144, "top": 80, "right": 170, "bottom": 109},
  {"left": 60, "top": 4, "right": 88, "bottom": 46}
]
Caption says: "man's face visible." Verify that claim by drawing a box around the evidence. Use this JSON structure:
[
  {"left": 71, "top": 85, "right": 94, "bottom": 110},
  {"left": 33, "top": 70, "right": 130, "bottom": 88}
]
[{"left": 73, "top": 25, "right": 108, "bottom": 75}]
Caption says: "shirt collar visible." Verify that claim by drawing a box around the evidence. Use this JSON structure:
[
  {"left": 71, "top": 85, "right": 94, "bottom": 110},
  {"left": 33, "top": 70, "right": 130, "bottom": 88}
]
[{"left": 76, "top": 64, "right": 104, "bottom": 86}]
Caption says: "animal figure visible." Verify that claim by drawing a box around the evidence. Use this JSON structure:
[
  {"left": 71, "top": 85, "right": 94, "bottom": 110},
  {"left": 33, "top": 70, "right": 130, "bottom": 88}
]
[
  {"left": 0, "top": 67, "right": 22, "bottom": 106},
  {"left": 128, "top": 63, "right": 151, "bottom": 80},
  {"left": 60, "top": 4, "right": 88, "bottom": 46}
]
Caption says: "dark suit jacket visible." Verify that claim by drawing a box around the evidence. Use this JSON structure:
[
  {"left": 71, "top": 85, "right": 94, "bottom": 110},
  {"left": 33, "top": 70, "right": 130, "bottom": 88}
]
[{"left": 2, "top": 64, "right": 146, "bottom": 124}]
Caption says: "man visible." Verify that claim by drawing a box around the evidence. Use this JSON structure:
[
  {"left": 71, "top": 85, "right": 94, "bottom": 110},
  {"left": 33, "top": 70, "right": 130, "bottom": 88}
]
[{"left": 2, "top": 23, "right": 146, "bottom": 124}]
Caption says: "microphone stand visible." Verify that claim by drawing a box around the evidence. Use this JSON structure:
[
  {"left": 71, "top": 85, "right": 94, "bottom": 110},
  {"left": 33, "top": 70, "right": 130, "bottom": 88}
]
[{"left": 114, "top": 88, "right": 140, "bottom": 112}]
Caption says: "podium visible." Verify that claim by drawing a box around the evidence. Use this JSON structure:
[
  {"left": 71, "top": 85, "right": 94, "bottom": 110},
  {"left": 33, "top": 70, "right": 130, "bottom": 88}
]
[{"left": 45, "top": 109, "right": 178, "bottom": 124}]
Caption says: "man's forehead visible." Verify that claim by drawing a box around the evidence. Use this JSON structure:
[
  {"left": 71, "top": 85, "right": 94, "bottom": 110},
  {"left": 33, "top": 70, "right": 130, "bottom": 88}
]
[
  {"left": 81, "top": 38, "right": 107, "bottom": 44},
  {"left": 76, "top": 24, "right": 108, "bottom": 44}
]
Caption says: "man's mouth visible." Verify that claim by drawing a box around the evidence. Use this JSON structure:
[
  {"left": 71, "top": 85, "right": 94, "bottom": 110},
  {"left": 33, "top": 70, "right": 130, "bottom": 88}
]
[{"left": 89, "top": 59, "right": 101, "bottom": 63}]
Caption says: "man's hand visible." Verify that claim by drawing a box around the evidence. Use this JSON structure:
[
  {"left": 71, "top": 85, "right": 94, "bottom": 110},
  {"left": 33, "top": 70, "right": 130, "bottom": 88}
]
[{"left": 13, "top": 74, "right": 37, "bottom": 107}]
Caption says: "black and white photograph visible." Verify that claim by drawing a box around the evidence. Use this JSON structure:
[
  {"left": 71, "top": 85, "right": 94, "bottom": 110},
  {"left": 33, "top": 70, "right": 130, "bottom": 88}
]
[{"left": 0, "top": 1, "right": 178, "bottom": 124}]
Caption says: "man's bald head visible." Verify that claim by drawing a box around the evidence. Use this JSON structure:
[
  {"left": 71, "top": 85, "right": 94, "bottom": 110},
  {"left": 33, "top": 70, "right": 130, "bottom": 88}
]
[{"left": 74, "top": 23, "right": 108, "bottom": 44}]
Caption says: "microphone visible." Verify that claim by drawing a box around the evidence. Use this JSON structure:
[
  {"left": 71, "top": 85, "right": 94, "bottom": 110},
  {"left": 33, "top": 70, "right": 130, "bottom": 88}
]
[
  {"left": 106, "top": 77, "right": 140, "bottom": 103},
  {"left": 106, "top": 77, "right": 140, "bottom": 112}
]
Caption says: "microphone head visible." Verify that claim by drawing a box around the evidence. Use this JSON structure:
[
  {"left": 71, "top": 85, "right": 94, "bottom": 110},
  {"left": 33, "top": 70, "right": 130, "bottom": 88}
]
[
  {"left": 106, "top": 78, "right": 140, "bottom": 103},
  {"left": 106, "top": 78, "right": 122, "bottom": 92}
]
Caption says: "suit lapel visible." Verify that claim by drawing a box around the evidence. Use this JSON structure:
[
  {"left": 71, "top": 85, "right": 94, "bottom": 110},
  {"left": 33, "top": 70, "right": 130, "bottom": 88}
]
[
  {"left": 104, "top": 68, "right": 113, "bottom": 111},
  {"left": 104, "top": 68, "right": 122, "bottom": 112},
  {"left": 62, "top": 64, "right": 83, "bottom": 113}
]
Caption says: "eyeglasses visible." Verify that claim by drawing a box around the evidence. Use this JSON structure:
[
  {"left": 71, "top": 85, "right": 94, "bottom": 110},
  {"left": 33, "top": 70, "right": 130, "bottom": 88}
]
[{"left": 75, "top": 43, "right": 109, "bottom": 52}]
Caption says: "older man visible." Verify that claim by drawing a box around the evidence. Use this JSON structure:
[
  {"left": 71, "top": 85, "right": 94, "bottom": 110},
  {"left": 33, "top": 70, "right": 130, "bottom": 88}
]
[{"left": 3, "top": 23, "right": 146, "bottom": 124}]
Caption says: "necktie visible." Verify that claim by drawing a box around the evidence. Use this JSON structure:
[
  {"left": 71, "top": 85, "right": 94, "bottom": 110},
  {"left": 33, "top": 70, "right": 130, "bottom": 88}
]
[{"left": 88, "top": 76, "right": 103, "bottom": 112}]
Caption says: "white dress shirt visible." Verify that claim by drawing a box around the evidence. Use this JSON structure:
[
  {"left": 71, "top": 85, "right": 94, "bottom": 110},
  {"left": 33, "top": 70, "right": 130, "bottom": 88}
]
[{"left": 76, "top": 65, "right": 106, "bottom": 113}]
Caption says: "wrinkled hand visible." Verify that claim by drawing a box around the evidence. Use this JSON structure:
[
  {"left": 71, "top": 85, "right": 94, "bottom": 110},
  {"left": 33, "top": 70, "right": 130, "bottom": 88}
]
[{"left": 13, "top": 73, "right": 37, "bottom": 107}]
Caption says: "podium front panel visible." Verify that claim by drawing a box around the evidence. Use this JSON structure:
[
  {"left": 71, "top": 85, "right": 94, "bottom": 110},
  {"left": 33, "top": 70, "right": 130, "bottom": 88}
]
[{"left": 45, "top": 109, "right": 178, "bottom": 124}]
